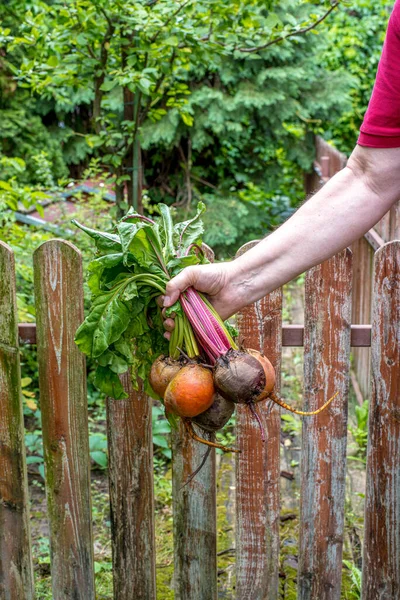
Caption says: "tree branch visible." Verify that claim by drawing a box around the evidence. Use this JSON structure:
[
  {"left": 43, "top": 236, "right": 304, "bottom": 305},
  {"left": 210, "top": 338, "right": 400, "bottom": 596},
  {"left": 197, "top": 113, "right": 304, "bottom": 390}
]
[
  {"left": 237, "top": 1, "right": 340, "bottom": 53},
  {"left": 150, "top": 0, "right": 192, "bottom": 44}
]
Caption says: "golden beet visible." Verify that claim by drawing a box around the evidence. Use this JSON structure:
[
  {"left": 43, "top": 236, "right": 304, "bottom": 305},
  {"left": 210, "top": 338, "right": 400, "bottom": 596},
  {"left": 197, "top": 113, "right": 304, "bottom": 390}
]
[
  {"left": 164, "top": 364, "right": 215, "bottom": 418},
  {"left": 149, "top": 355, "right": 181, "bottom": 398}
]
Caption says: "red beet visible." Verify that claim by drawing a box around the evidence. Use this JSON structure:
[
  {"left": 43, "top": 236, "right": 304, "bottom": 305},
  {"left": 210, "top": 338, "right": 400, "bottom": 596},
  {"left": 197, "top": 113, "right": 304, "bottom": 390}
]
[
  {"left": 213, "top": 349, "right": 275, "bottom": 404},
  {"left": 192, "top": 393, "right": 235, "bottom": 432}
]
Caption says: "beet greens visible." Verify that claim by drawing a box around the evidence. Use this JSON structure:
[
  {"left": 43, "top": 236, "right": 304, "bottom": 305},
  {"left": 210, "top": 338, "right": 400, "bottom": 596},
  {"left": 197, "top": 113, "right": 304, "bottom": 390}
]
[{"left": 73, "top": 202, "right": 236, "bottom": 400}]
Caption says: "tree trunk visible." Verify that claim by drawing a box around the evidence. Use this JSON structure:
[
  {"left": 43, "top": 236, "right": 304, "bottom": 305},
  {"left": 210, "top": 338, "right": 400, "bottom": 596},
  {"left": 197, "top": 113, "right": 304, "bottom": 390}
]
[
  {"left": 115, "top": 180, "right": 125, "bottom": 220},
  {"left": 122, "top": 37, "right": 143, "bottom": 214}
]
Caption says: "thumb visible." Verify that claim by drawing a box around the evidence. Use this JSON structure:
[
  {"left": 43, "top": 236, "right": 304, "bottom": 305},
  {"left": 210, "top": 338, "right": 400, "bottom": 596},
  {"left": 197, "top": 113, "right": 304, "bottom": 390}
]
[{"left": 164, "top": 266, "right": 198, "bottom": 307}]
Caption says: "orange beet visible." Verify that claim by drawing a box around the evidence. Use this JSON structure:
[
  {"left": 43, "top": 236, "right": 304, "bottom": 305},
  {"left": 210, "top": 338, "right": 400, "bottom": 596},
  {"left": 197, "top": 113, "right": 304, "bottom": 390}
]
[
  {"left": 149, "top": 355, "right": 182, "bottom": 398},
  {"left": 164, "top": 364, "right": 215, "bottom": 418}
]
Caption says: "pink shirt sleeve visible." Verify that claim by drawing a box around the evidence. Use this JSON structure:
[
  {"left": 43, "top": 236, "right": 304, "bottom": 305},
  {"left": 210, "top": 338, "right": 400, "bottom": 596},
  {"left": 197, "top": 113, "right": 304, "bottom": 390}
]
[{"left": 358, "top": 1, "right": 400, "bottom": 148}]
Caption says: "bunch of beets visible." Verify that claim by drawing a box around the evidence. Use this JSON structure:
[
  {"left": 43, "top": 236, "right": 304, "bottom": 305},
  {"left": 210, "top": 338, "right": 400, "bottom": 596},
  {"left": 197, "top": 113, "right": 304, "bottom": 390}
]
[{"left": 73, "top": 203, "right": 336, "bottom": 452}]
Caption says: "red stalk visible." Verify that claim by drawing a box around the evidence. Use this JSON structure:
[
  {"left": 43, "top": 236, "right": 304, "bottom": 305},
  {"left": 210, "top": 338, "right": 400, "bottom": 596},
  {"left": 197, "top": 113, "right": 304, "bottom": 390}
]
[{"left": 180, "top": 287, "right": 233, "bottom": 363}]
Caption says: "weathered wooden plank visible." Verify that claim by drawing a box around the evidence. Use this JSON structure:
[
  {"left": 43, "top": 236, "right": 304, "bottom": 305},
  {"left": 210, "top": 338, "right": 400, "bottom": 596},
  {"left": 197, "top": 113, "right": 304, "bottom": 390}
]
[
  {"left": 18, "top": 323, "right": 37, "bottom": 345},
  {"left": 364, "top": 228, "right": 385, "bottom": 252},
  {"left": 298, "top": 249, "right": 352, "bottom": 600},
  {"left": 172, "top": 425, "right": 217, "bottom": 600},
  {"left": 0, "top": 241, "right": 35, "bottom": 600},
  {"left": 281, "top": 324, "right": 371, "bottom": 348},
  {"left": 362, "top": 241, "right": 400, "bottom": 599},
  {"left": 172, "top": 243, "right": 217, "bottom": 600},
  {"left": 17, "top": 321, "right": 373, "bottom": 348},
  {"left": 375, "top": 211, "right": 391, "bottom": 243},
  {"left": 235, "top": 240, "right": 282, "bottom": 600},
  {"left": 351, "top": 237, "right": 374, "bottom": 399},
  {"left": 390, "top": 199, "right": 400, "bottom": 240},
  {"left": 33, "top": 239, "right": 95, "bottom": 600},
  {"left": 106, "top": 375, "right": 156, "bottom": 600}
]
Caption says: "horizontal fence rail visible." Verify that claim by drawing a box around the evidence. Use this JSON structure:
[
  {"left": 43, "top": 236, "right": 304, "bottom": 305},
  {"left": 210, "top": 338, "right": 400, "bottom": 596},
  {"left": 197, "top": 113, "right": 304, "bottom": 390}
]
[
  {"left": 1, "top": 237, "right": 399, "bottom": 600},
  {"left": 17, "top": 322, "right": 373, "bottom": 347}
]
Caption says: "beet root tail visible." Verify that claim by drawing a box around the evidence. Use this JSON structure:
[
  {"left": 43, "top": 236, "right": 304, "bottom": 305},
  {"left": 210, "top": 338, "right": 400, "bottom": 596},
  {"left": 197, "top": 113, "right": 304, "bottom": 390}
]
[
  {"left": 183, "top": 419, "right": 240, "bottom": 453},
  {"left": 268, "top": 390, "right": 339, "bottom": 416}
]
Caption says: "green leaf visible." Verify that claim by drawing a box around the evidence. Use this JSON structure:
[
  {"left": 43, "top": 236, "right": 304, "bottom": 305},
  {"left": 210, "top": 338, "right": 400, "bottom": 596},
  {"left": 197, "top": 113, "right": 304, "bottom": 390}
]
[
  {"left": 87, "top": 253, "right": 124, "bottom": 295},
  {"left": 47, "top": 55, "right": 58, "bottom": 67},
  {"left": 113, "top": 336, "right": 135, "bottom": 363},
  {"left": 164, "top": 299, "right": 183, "bottom": 318},
  {"left": 90, "top": 450, "right": 108, "bottom": 468},
  {"left": 93, "top": 365, "right": 128, "bottom": 399},
  {"left": 181, "top": 112, "right": 194, "bottom": 127},
  {"left": 117, "top": 221, "right": 166, "bottom": 275},
  {"left": 138, "top": 77, "right": 152, "bottom": 94},
  {"left": 89, "top": 434, "right": 108, "bottom": 451},
  {"left": 97, "top": 350, "right": 129, "bottom": 373},
  {"left": 72, "top": 221, "right": 122, "bottom": 254},
  {"left": 158, "top": 203, "right": 175, "bottom": 263},
  {"left": 100, "top": 79, "right": 118, "bottom": 92},
  {"left": 153, "top": 435, "right": 169, "bottom": 449},
  {"left": 152, "top": 421, "right": 171, "bottom": 435},
  {"left": 166, "top": 254, "right": 201, "bottom": 277},
  {"left": 173, "top": 201, "right": 206, "bottom": 254},
  {"left": 75, "top": 282, "right": 133, "bottom": 357}
]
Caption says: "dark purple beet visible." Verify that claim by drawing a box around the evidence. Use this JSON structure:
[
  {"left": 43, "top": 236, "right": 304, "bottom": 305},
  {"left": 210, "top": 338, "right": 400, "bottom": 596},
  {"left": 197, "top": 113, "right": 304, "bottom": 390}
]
[
  {"left": 213, "top": 349, "right": 266, "bottom": 404},
  {"left": 192, "top": 393, "right": 235, "bottom": 432}
]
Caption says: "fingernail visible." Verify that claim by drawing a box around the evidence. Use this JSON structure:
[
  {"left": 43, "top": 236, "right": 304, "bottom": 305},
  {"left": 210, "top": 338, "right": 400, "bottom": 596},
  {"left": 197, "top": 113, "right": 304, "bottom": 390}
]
[{"left": 163, "top": 296, "right": 171, "bottom": 307}]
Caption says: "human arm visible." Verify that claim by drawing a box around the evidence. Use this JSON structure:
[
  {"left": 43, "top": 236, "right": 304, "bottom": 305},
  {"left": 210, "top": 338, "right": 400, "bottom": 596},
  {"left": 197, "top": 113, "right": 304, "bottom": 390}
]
[
  {"left": 163, "top": 145, "right": 400, "bottom": 322},
  {"left": 163, "top": 1, "right": 400, "bottom": 326}
]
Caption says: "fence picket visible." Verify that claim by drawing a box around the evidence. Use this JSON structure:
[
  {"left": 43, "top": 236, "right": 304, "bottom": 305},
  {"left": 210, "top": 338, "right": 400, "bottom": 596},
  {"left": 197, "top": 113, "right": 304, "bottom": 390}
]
[
  {"left": 172, "top": 426, "right": 217, "bottom": 600},
  {"left": 235, "top": 241, "right": 282, "bottom": 600},
  {"left": 298, "top": 249, "right": 352, "bottom": 600},
  {"left": 0, "top": 241, "right": 34, "bottom": 600},
  {"left": 33, "top": 240, "right": 95, "bottom": 600},
  {"left": 172, "top": 242, "right": 217, "bottom": 600},
  {"left": 106, "top": 376, "right": 156, "bottom": 600},
  {"left": 362, "top": 241, "right": 400, "bottom": 599}
]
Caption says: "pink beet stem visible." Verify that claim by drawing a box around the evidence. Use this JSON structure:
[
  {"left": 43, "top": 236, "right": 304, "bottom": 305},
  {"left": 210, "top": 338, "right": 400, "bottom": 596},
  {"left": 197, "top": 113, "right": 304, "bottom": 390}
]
[
  {"left": 180, "top": 296, "right": 219, "bottom": 363},
  {"left": 185, "top": 288, "right": 231, "bottom": 351},
  {"left": 182, "top": 292, "right": 225, "bottom": 353}
]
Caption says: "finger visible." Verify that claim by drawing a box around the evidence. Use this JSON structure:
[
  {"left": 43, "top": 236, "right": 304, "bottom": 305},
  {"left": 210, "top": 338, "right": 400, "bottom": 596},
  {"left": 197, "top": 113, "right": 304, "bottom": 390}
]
[
  {"left": 164, "top": 266, "right": 197, "bottom": 307},
  {"left": 164, "top": 331, "right": 171, "bottom": 341},
  {"left": 156, "top": 295, "right": 165, "bottom": 308},
  {"left": 163, "top": 318, "right": 175, "bottom": 332}
]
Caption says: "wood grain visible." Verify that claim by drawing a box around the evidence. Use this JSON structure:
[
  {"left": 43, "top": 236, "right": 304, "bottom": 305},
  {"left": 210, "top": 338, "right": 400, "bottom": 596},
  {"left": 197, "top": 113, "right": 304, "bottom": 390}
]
[
  {"left": 172, "top": 242, "right": 217, "bottom": 600},
  {"left": 298, "top": 249, "right": 352, "bottom": 600},
  {"left": 0, "top": 241, "right": 35, "bottom": 600},
  {"left": 235, "top": 240, "right": 282, "bottom": 600},
  {"left": 351, "top": 237, "right": 374, "bottom": 400},
  {"left": 33, "top": 239, "right": 95, "bottom": 600},
  {"left": 106, "top": 375, "right": 157, "bottom": 600},
  {"left": 362, "top": 241, "right": 400, "bottom": 599},
  {"left": 172, "top": 425, "right": 217, "bottom": 600}
]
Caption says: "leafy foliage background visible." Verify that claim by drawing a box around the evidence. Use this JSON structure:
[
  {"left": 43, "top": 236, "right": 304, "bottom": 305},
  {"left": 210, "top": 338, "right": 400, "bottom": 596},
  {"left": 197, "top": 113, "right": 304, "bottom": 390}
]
[{"left": 2, "top": 0, "right": 390, "bottom": 255}]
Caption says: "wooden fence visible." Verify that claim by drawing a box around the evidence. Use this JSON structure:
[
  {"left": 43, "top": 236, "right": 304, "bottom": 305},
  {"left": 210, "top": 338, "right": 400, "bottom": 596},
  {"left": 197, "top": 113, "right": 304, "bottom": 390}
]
[
  {"left": 306, "top": 135, "right": 400, "bottom": 400},
  {"left": 1, "top": 236, "right": 399, "bottom": 600}
]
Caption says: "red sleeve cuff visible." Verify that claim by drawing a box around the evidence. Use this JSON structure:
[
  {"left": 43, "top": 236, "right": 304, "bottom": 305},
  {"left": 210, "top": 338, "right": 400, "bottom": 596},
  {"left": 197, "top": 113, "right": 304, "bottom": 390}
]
[{"left": 358, "top": 131, "right": 400, "bottom": 148}]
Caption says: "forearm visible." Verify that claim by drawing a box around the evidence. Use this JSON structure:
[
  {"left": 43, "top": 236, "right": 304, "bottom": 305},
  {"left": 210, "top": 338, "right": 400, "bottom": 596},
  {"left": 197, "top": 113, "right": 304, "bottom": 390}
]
[{"left": 229, "top": 146, "right": 400, "bottom": 309}]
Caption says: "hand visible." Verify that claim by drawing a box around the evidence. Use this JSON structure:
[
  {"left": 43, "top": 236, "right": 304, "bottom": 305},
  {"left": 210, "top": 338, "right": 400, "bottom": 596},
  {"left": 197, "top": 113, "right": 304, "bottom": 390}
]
[{"left": 160, "top": 262, "right": 242, "bottom": 336}]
